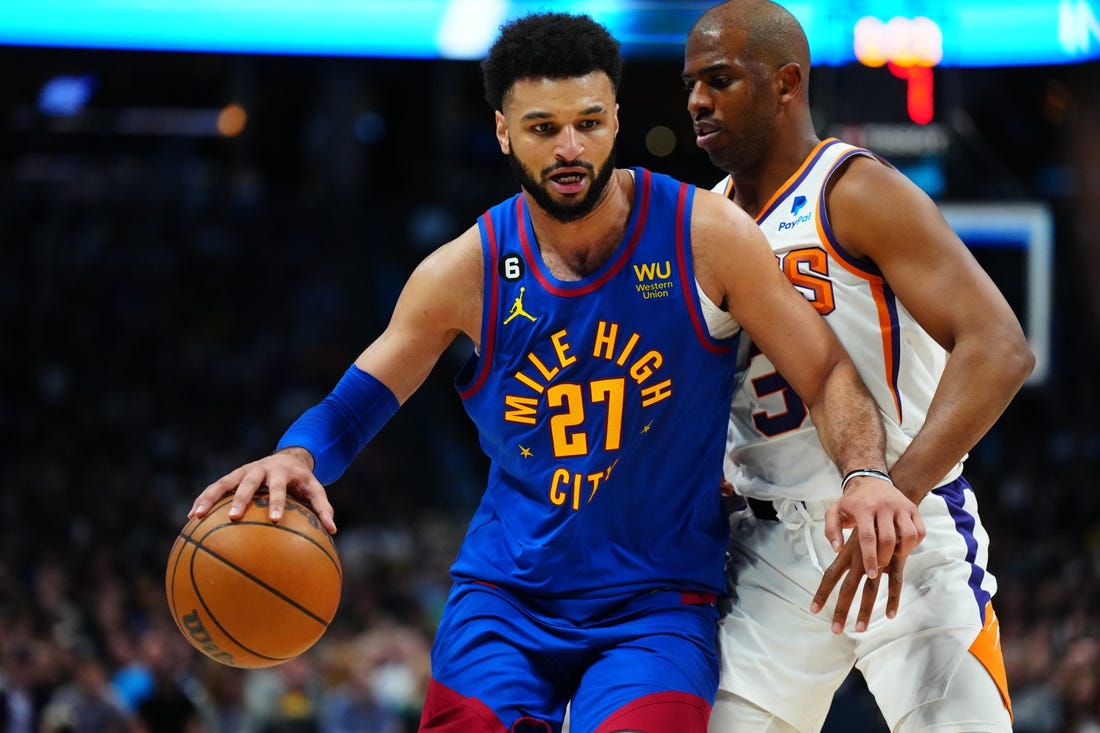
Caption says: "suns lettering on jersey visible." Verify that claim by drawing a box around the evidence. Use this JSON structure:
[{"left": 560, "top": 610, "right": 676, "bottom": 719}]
[
  {"left": 778, "top": 247, "right": 835, "bottom": 315},
  {"left": 503, "top": 320, "right": 668, "bottom": 511}
]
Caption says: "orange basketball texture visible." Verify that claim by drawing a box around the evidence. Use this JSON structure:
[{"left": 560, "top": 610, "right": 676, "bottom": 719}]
[{"left": 165, "top": 493, "right": 342, "bottom": 668}]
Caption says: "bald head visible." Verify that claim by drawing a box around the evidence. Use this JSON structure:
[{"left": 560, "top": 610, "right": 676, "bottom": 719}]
[
  {"left": 691, "top": 0, "right": 810, "bottom": 76},
  {"left": 683, "top": 0, "right": 820, "bottom": 181}
]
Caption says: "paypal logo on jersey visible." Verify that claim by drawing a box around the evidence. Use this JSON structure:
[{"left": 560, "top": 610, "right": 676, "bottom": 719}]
[{"left": 778, "top": 195, "right": 811, "bottom": 231}]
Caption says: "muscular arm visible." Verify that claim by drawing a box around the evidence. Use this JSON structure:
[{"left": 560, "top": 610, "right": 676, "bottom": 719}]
[
  {"left": 829, "top": 157, "right": 1035, "bottom": 504},
  {"left": 693, "top": 190, "right": 886, "bottom": 479}
]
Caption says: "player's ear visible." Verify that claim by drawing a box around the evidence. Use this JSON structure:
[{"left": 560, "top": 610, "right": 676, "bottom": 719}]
[
  {"left": 614, "top": 103, "right": 620, "bottom": 137},
  {"left": 776, "top": 62, "right": 804, "bottom": 100},
  {"left": 495, "top": 111, "right": 510, "bottom": 154}
]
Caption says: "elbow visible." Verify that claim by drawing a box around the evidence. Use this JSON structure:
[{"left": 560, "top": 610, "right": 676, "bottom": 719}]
[
  {"left": 956, "top": 322, "right": 1035, "bottom": 393},
  {"left": 999, "top": 328, "right": 1036, "bottom": 388},
  {"left": 1012, "top": 340, "right": 1037, "bottom": 385}
]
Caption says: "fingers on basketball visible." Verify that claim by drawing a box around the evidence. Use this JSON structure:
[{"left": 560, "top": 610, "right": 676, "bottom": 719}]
[{"left": 165, "top": 492, "right": 342, "bottom": 668}]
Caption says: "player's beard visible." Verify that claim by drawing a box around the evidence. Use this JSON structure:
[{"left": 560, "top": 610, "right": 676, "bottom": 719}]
[{"left": 508, "top": 143, "right": 617, "bottom": 223}]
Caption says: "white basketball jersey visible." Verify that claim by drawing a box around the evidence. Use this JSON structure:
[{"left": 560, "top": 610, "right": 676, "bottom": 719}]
[{"left": 717, "top": 138, "right": 963, "bottom": 501}]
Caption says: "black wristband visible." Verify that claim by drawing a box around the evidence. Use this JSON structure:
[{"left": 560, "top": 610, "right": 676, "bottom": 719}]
[{"left": 841, "top": 468, "right": 893, "bottom": 492}]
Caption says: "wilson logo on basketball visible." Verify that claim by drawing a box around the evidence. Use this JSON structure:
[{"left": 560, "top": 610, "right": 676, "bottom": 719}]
[{"left": 181, "top": 610, "right": 235, "bottom": 664}]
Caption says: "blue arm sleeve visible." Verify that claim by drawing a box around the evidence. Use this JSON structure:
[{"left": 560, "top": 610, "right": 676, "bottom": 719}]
[{"left": 276, "top": 365, "right": 400, "bottom": 485}]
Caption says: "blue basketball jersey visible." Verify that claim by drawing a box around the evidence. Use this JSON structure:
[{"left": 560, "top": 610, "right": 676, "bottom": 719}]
[{"left": 453, "top": 168, "right": 739, "bottom": 599}]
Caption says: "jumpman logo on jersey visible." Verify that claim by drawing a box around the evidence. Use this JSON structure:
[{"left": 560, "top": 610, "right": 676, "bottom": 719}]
[{"left": 503, "top": 286, "right": 537, "bottom": 325}]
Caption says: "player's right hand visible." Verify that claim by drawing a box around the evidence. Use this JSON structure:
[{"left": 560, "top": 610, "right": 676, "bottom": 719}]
[
  {"left": 188, "top": 447, "right": 337, "bottom": 534},
  {"left": 810, "top": 475, "right": 924, "bottom": 631},
  {"left": 822, "top": 474, "right": 924, "bottom": 579}
]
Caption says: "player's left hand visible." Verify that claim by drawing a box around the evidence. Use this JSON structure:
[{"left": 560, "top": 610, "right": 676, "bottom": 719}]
[
  {"left": 809, "top": 477, "right": 925, "bottom": 632},
  {"left": 810, "top": 534, "right": 907, "bottom": 633}
]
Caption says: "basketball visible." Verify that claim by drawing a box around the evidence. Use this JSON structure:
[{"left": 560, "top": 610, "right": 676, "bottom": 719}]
[{"left": 165, "top": 492, "right": 342, "bottom": 668}]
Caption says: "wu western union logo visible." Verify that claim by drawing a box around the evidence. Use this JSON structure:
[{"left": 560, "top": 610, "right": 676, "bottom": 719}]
[
  {"left": 633, "top": 261, "right": 670, "bottom": 280},
  {"left": 633, "top": 260, "right": 673, "bottom": 300}
]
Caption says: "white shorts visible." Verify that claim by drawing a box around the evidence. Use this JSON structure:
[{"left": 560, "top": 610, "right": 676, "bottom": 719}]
[{"left": 712, "top": 478, "right": 1012, "bottom": 733}]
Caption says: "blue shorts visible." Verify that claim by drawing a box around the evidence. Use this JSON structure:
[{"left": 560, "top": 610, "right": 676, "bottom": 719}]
[{"left": 419, "top": 581, "right": 720, "bottom": 733}]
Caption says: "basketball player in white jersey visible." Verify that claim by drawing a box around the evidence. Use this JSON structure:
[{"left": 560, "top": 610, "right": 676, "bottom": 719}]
[{"left": 682, "top": 2, "right": 1035, "bottom": 732}]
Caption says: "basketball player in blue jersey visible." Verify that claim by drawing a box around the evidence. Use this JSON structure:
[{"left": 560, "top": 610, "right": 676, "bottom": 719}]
[
  {"left": 190, "top": 12, "right": 924, "bottom": 733},
  {"left": 683, "top": 2, "right": 1036, "bottom": 732}
]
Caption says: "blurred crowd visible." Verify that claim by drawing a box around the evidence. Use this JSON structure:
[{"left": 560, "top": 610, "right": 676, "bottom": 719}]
[{"left": 2, "top": 51, "right": 1099, "bottom": 733}]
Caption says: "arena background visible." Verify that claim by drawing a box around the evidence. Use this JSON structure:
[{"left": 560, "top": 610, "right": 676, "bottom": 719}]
[{"left": 2, "top": 1, "right": 1099, "bottom": 731}]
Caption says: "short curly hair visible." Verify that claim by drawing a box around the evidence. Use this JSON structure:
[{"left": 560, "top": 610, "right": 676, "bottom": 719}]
[{"left": 481, "top": 12, "right": 623, "bottom": 111}]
